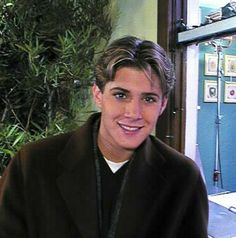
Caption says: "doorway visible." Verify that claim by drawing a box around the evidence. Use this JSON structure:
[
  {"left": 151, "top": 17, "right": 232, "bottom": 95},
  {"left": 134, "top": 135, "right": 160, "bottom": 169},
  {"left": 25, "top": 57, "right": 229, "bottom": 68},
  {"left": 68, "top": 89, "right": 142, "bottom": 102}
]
[{"left": 185, "top": 0, "right": 236, "bottom": 191}]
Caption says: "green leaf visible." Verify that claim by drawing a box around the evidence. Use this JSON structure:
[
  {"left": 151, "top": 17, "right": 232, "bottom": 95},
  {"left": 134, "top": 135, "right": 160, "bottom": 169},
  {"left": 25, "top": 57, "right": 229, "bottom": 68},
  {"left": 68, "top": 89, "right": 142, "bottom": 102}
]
[
  {"left": 0, "top": 149, "right": 15, "bottom": 158},
  {"left": 12, "top": 132, "right": 25, "bottom": 147}
]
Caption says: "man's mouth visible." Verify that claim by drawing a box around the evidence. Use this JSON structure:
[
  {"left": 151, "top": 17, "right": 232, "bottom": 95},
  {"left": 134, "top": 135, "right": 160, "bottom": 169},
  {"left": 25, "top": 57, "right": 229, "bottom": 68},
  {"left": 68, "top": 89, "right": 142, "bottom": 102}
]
[{"left": 118, "top": 123, "right": 143, "bottom": 132}]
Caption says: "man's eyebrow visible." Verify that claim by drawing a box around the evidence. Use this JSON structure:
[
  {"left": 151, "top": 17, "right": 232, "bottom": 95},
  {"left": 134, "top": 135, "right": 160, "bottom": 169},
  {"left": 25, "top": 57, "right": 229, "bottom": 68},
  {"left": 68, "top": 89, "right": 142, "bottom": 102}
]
[
  {"left": 142, "top": 92, "right": 161, "bottom": 99},
  {"left": 110, "top": 87, "right": 130, "bottom": 93}
]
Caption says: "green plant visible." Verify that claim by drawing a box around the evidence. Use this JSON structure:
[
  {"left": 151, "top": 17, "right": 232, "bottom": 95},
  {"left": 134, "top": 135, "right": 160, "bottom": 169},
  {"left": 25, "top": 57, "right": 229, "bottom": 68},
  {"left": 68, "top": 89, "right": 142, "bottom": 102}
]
[
  {"left": 0, "top": 124, "right": 32, "bottom": 174},
  {"left": 0, "top": 0, "right": 113, "bottom": 174}
]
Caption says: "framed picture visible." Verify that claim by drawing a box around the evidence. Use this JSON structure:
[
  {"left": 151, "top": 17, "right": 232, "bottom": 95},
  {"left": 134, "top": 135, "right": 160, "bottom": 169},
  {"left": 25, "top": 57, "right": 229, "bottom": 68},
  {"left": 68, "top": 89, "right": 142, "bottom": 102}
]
[
  {"left": 204, "top": 80, "right": 218, "bottom": 102},
  {"left": 224, "top": 55, "right": 236, "bottom": 77},
  {"left": 205, "top": 53, "right": 218, "bottom": 76},
  {"left": 224, "top": 81, "right": 236, "bottom": 103}
]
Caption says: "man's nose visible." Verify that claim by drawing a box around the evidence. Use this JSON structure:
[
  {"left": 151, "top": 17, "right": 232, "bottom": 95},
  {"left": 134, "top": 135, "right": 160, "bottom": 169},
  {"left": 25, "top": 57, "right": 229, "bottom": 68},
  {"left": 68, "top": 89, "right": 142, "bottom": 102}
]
[{"left": 124, "top": 99, "right": 142, "bottom": 118}]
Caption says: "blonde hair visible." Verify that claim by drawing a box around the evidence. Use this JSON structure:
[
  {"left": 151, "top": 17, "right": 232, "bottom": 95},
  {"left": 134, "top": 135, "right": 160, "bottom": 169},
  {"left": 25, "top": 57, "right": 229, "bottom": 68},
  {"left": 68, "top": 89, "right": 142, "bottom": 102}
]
[{"left": 95, "top": 36, "right": 176, "bottom": 96}]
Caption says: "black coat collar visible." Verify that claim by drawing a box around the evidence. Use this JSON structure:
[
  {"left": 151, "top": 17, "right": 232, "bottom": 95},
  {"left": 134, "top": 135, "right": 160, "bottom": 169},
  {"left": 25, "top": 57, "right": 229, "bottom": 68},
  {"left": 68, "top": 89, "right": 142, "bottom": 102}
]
[{"left": 56, "top": 113, "right": 167, "bottom": 238}]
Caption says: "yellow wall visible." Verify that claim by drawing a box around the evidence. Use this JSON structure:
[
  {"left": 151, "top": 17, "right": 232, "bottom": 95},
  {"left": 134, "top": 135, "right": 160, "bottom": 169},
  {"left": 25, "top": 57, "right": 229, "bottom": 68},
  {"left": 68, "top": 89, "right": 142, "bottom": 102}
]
[{"left": 111, "top": 0, "right": 157, "bottom": 43}]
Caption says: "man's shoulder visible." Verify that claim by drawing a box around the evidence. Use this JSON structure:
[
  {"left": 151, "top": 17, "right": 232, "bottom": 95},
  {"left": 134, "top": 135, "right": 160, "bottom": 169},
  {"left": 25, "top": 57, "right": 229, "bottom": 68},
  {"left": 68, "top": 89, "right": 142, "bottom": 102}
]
[
  {"left": 20, "top": 112, "right": 100, "bottom": 155},
  {"left": 148, "top": 135, "right": 187, "bottom": 160},
  {"left": 147, "top": 135, "right": 200, "bottom": 175},
  {"left": 23, "top": 130, "right": 75, "bottom": 153}
]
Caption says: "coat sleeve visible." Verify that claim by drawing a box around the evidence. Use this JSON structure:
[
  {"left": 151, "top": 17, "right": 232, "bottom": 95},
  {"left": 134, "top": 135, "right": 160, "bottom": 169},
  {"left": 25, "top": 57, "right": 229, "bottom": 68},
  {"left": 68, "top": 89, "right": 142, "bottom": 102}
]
[
  {"left": 177, "top": 173, "right": 209, "bottom": 238},
  {"left": 0, "top": 153, "right": 28, "bottom": 237}
]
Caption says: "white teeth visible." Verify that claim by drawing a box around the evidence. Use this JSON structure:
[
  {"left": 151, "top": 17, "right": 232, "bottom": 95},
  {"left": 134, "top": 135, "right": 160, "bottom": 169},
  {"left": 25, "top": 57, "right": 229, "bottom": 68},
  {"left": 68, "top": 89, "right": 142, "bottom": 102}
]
[{"left": 120, "top": 124, "right": 139, "bottom": 131}]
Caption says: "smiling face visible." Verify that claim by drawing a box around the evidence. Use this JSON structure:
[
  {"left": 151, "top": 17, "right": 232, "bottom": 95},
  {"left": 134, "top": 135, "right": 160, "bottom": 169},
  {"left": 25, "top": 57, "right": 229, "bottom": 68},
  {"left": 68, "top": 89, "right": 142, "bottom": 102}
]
[{"left": 92, "top": 67, "right": 168, "bottom": 162}]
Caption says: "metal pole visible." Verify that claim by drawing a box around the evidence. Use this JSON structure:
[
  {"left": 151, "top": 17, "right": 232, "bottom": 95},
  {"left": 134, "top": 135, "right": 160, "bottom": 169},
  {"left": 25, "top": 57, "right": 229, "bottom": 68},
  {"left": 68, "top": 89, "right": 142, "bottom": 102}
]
[
  {"left": 207, "top": 38, "right": 232, "bottom": 188},
  {"left": 213, "top": 43, "right": 223, "bottom": 187}
]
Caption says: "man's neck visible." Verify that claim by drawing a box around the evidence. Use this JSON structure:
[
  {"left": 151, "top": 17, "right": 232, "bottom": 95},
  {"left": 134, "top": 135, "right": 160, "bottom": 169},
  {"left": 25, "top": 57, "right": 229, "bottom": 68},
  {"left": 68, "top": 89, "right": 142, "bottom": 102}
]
[{"left": 97, "top": 134, "right": 133, "bottom": 163}]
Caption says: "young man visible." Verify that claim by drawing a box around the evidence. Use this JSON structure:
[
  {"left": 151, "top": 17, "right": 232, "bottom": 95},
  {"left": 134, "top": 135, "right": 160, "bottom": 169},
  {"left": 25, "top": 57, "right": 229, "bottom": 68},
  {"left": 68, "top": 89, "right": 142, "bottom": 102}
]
[{"left": 0, "top": 36, "right": 208, "bottom": 238}]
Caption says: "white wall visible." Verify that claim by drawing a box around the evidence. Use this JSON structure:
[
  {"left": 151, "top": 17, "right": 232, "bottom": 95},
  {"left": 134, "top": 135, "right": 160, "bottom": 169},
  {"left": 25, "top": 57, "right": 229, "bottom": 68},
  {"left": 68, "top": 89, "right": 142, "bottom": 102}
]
[
  {"left": 199, "top": 0, "right": 231, "bottom": 8},
  {"left": 184, "top": 0, "right": 200, "bottom": 161}
]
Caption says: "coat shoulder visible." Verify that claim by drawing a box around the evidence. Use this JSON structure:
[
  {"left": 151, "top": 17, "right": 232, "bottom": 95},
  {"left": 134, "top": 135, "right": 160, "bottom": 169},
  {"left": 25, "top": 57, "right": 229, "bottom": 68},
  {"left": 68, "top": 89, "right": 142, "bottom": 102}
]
[
  {"left": 146, "top": 135, "right": 201, "bottom": 180},
  {"left": 21, "top": 131, "right": 75, "bottom": 159}
]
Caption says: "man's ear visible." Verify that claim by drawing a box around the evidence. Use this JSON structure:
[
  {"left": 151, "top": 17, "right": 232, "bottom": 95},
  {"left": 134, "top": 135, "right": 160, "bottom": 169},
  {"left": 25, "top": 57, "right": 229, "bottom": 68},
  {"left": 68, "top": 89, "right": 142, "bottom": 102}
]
[
  {"left": 159, "top": 96, "right": 168, "bottom": 116},
  {"left": 92, "top": 84, "right": 103, "bottom": 109}
]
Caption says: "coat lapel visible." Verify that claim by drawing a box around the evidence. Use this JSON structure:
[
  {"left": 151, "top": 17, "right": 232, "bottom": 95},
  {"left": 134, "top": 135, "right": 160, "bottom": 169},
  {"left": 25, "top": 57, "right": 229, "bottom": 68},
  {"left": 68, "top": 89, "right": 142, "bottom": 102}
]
[
  {"left": 115, "top": 137, "right": 168, "bottom": 238},
  {"left": 56, "top": 118, "right": 99, "bottom": 238}
]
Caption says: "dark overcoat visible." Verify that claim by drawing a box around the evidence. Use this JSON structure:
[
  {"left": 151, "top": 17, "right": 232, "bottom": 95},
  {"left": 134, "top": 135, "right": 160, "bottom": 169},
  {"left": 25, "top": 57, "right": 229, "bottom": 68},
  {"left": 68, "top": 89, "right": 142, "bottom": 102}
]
[{"left": 0, "top": 113, "right": 208, "bottom": 238}]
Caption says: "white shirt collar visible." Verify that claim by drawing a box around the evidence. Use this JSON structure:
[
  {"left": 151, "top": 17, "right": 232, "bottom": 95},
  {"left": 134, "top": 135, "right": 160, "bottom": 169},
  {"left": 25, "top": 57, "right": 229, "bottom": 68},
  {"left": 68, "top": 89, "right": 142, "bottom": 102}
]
[{"left": 103, "top": 157, "right": 129, "bottom": 173}]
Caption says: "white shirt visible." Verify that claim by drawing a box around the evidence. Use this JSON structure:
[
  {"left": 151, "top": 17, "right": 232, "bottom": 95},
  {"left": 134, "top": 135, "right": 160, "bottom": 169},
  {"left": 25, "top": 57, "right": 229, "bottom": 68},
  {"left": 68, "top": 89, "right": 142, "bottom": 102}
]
[{"left": 103, "top": 157, "right": 129, "bottom": 173}]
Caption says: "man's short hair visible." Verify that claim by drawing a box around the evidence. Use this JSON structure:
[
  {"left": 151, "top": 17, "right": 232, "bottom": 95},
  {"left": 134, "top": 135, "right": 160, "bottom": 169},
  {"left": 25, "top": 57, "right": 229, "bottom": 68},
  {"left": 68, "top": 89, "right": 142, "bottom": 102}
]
[{"left": 95, "top": 36, "right": 176, "bottom": 96}]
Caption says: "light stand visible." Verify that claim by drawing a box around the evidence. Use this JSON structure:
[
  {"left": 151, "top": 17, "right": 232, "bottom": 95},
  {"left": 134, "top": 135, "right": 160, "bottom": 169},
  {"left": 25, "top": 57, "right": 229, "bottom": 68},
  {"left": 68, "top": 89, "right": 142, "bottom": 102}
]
[
  {"left": 212, "top": 42, "right": 223, "bottom": 188},
  {"left": 208, "top": 38, "right": 232, "bottom": 188}
]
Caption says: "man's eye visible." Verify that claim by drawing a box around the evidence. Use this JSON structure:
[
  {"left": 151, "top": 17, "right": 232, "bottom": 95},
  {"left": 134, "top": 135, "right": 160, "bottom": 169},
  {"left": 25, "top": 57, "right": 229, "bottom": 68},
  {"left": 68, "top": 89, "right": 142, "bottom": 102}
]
[
  {"left": 143, "top": 96, "right": 157, "bottom": 103},
  {"left": 113, "top": 92, "right": 127, "bottom": 99}
]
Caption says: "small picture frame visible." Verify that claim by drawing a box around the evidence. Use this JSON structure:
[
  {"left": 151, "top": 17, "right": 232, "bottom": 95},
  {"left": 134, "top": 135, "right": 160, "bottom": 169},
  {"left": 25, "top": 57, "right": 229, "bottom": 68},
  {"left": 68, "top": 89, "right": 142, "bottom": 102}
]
[
  {"left": 224, "top": 55, "right": 236, "bottom": 77},
  {"left": 224, "top": 81, "right": 236, "bottom": 103},
  {"left": 205, "top": 53, "right": 218, "bottom": 76},
  {"left": 204, "top": 80, "right": 218, "bottom": 102}
]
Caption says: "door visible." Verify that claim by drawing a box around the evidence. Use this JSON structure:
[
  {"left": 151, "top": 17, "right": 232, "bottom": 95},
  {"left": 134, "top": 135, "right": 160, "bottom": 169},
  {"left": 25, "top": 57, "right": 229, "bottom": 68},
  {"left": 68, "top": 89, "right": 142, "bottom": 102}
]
[{"left": 156, "top": 0, "right": 187, "bottom": 152}]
